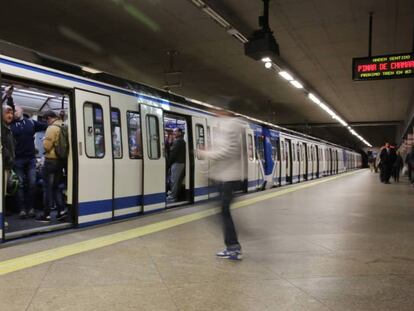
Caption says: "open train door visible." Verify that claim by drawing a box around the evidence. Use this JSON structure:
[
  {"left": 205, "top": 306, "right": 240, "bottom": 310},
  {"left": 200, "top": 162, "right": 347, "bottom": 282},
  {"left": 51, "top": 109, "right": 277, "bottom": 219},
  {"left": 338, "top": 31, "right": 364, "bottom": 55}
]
[
  {"left": 140, "top": 104, "right": 166, "bottom": 212},
  {"left": 75, "top": 89, "right": 114, "bottom": 226},
  {"left": 192, "top": 116, "right": 209, "bottom": 202}
]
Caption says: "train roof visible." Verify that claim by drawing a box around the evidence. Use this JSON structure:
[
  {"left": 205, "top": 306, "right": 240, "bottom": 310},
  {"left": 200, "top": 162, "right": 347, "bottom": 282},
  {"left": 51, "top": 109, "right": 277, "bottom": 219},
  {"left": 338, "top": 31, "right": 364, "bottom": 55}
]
[{"left": 0, "top": 40, "right": 358, "bottom": 154}]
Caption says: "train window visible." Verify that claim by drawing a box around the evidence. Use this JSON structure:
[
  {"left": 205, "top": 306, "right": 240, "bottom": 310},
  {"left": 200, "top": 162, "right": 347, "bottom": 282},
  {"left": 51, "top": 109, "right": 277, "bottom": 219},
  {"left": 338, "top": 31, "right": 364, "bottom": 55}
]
[
  {"left": 195, "top": 124, "right": 205, "bottom": 160},
  {"left": 247, "top": 134, "right": 254, "bottom": 160},
  {"left": 281, "top": 142, "right": 285, "bottom": 161},
  {"left": 111, "top": 108, "right": 122, "bottom": 159},
  {"left": 292, "top": 144, "right": 296, "bottom": 161},
  {"left": 127, "top": 111, "right": 142, "bottom": 159},
  {"left": 270, "top": 137, "right": 278, "bottom": 160},
  {"left": 256, "top": 135, "right": 265, "bottom": 160},
  {"left": 84, "top": 102, "right": 105, "bottom": 158},
  {"left": 297, "top": 143, "right": 300, "bottom": 161},
  {"left": 146, "top": 115, "right": 160, "bottom": 159}
]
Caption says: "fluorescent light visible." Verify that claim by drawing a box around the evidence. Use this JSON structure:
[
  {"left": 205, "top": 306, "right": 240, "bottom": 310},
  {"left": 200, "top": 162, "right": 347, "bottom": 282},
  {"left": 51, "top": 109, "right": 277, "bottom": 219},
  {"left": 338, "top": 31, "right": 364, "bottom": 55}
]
[
  {"left": 290, "top": 80, "right": 303, "bottom": 89},
  {"left": 261, "top": 57, "right": 271, "bottom": 62},
  {"left": 265, "top": 62, "right": 272, "bottom": 69},
  {"left": 278, "top": 71, "right": 294, "bottom": 81},
  {"left": 308, "top": 93, "right": 320, "bottom": 104},
  {"left": 81, "top": 66, "right": 102, "bottom": 74}
]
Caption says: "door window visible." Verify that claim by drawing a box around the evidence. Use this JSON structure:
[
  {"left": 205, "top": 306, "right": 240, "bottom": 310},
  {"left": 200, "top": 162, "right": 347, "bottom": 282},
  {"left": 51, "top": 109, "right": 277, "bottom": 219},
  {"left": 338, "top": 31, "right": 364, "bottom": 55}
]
[
  {"left": 195, "top": 124, "right": 205, "bottom": 160},
  {"left": 127, "top": 111, "right": 142, "bottom": 159},
  {"left": 111, "top": 108, "right": 122, "bottom": 159},
  {"left": 247, "top": 134, "right": 254, "bottom": 160},
  {"left": 146, "top": 115, "right": 160, "bottom": 159},
  {"left": 84, "top": 102, "right": 105, "bottom": 158}
]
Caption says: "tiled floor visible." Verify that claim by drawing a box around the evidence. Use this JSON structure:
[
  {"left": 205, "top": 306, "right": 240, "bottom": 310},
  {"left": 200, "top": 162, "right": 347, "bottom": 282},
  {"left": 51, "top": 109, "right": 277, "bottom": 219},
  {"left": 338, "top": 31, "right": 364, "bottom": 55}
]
[{"left": 2, "top": 170, "right": 414, "bottom": 310}]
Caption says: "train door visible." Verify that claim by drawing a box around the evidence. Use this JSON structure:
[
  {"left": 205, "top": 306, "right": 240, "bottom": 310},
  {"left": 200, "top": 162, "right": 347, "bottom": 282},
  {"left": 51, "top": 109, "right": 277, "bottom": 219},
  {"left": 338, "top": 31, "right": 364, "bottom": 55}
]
[
  {"left": 335, "top": 150, "right": 339, "bottom": 174},
  {"left": 279, "top": 137, "right": 286, "bottom": 185},
  {"left": 270, "top": 134, "right": 280, "bottom": 187},
  {"left": 285, "top": 139, "right": 292, "bottom": 184},
  {"left": 141, "top": 104, "right": 166, "bottom": 212},
  {"left": 315, "top": 146, "right": 320, "bottom": 178},
  {"left": 301, "top": 143, "right": 307, "bottom": 180},
  {"left": 306, "top": 144, "right": 312, "bottom": 179},
  {"left": 75, "top": 89, "right": 113, "bottom": 226},
  {"left": 291, "top": 141, "right": 299, "bottom": 183},
  {"left": 113, "top": 108, "right": 143, "bottom": 219},
  {"left": 246, "top": 129, "right": 257, "bottom": 191},
  {"left": 192, "top": 116, "right": 209, "bottom": 202},
  {"left": 329, "top": 148, "right": 333, "bottom": 175},
  {"left": 297, "top": 142, "right": 301, "bottom": 182}
]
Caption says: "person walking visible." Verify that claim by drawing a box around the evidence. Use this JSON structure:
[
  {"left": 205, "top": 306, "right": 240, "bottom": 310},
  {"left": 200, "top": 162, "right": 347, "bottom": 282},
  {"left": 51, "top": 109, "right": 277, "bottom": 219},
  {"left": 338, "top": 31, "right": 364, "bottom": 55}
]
[
  {"left": 11, "top": 106, "right": 48, "bottom": 218},
  {"left": 166, "top": 128, "right": 186, "bottom": 202},
  {"left": 406, "top": 146, "right": 414, "bottom": 185},
  {"left": 379, "top": 143, "right": 392, "bottom": 184},
  {"left": 392, "top": 151, "right": 404, "bottom": 183},
  {"left": 197, "top": 112, "right": 246, "bottom": 260}
]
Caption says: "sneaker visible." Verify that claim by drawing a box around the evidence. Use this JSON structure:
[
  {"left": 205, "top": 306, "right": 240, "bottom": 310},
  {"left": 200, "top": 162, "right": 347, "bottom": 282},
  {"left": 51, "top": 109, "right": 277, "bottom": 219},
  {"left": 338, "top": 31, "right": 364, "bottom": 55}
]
[
  {"left": 19, "top": 210, "right": 27, "bottom": 219},
  {"left": 36, "top": 215, "right": 51, "bottom": 222},
  {"left": 28, "top": 208, "right": 36, "bottom": 218},
  {"left": 57, "top": 211, "right": 68, "bottom": 221},
  {"left": 216, "top": 249, "right": 243, "bottom": 260}
]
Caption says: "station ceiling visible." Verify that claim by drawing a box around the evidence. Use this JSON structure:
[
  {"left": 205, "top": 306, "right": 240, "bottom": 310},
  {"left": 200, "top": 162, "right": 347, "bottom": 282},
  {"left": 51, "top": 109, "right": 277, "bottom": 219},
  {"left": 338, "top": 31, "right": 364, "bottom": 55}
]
[{"left": 0, "top": 0, "right": 413, "bottom": 148}]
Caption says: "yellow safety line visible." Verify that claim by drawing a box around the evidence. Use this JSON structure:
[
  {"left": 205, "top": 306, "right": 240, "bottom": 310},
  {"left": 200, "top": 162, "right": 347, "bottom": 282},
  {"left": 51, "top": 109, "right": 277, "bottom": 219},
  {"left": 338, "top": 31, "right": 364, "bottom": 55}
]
[{"left": 0, "top": 170, "right": 361, "bottom": 276}]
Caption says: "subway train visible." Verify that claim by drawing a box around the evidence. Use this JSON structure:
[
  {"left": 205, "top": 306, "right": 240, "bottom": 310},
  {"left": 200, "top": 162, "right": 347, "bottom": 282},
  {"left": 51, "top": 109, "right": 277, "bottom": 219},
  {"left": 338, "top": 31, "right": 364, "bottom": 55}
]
[{"left": 0, "top": 41, "right": 361, "bottom": 241}]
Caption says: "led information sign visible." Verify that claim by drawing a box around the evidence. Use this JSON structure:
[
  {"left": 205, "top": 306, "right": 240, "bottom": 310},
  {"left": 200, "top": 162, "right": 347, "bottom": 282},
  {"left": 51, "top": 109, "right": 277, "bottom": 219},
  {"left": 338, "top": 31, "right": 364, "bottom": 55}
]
[{"left": 352, "top": 53, "right": 414, "bottom": 81}]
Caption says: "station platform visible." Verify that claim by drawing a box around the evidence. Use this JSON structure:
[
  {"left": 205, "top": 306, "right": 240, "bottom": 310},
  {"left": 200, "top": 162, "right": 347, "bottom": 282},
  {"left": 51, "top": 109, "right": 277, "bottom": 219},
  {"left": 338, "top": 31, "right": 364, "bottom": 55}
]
[{"left": 1, "top": 169, "right": 414, "bottom": 311}]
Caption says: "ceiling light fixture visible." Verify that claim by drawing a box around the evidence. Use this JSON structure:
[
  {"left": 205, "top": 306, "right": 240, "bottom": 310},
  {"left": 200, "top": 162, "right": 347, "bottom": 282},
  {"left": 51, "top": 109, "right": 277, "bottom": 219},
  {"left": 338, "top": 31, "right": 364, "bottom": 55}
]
[
  {"left": 265, "top": 61, "right": 272, "bottom": 69},
  {"left": 290, "top": 80, "right": 303, "bottom": 89},
  {"left": 278, "top": 71, "right": 294, "bottom": 81},
  {"left": 261, "top": 57, "right": 271, "bottom": 62},
  {"left": 308, "top": 93, "right": 321, "bottom": 105}
]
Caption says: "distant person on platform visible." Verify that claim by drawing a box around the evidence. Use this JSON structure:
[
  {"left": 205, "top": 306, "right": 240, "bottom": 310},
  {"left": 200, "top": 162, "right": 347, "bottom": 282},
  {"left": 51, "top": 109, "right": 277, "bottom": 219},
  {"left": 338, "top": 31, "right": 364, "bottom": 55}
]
[
  {"left": 167, "top": 128, "right": 186, "bottom": 202},
  {"left": 379, "top": 143, "right": 393, "bottom": 184},
  {"left": 11, "top": 106, "right": 48, "bottom": 218},
  {"left": 392, "top": 151, "right": 404, "bottom": 183},
  {"left": 197, "top": 111, "right": 246, "bottom": 261}
]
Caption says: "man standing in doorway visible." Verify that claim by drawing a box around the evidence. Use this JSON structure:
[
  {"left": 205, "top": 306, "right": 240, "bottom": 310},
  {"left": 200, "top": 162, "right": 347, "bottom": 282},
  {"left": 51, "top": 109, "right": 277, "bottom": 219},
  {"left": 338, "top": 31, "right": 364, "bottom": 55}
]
[
  {"left": 11, "top": 106, "right": 47, "bottom": 218},
  {"left": 379, "top": 142, "right": 392, "bottom": 184},
  {"left": 167, "top": 128, "right": 186, "bottom": 202},
  {"left": 36, "top": 110, "right": 66, "bottom": 222}
]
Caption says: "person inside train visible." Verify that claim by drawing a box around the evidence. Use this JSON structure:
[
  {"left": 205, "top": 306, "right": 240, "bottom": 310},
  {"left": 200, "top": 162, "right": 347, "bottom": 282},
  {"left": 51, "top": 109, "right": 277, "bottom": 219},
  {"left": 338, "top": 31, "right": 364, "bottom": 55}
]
[
  {"left": 11, "top": 106, "right": 48, "bottom": 219},
  {"left": 197, "top": 110, "right": 246, "bottom": 261},
  {"left": 2, "top": 86, "right": 15, "bottom": 112},
  {"left": 2, "top": 105, "right": 16, "bottom": 228},
  {"left": 406, "top": 146, "right": 414, "bottom": 186},
  {"left": 36, "top": 110, "right": 66, "bottom": 222},
  {"left": 166, "top": 127, "right": 186, "bottom": 202}
]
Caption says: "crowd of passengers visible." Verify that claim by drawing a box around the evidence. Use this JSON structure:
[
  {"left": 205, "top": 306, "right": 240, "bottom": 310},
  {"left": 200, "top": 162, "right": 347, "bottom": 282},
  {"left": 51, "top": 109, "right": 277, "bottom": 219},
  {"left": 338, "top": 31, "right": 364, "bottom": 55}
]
[
  {"left": 2, "top": 86, "right": 68, "bottom": 228},
  {"left": 367, "top": 142, "right": 414, "bottom": 186}
]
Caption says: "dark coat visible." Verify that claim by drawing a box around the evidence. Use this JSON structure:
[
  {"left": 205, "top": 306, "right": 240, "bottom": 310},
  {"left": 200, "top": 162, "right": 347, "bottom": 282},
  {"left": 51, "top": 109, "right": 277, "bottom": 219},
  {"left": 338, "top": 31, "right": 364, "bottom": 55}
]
[
  {"left": 11, "top": 118, "right": 48, "bottom": 159},
  {"left": 2, "top": 124, "right": 15, "bottom": 170},
  {"left": 167, "top": 137, "right": 186, "bottom": 168}
]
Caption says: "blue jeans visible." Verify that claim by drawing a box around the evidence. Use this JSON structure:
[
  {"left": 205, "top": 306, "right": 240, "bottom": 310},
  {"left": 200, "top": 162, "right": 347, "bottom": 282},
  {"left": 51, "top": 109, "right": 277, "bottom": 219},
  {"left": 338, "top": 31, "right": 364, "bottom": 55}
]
[
  {"left": 14, "top": 158, "right": 37, "bottom": 212},
  {"left": 42, "top": 159, "right": 65, "bottom": 216}
]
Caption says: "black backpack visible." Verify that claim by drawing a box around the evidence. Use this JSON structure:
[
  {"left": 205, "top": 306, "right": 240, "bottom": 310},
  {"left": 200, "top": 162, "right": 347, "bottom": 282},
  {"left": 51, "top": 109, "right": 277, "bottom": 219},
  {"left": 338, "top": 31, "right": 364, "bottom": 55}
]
[{"left": 53, "top": 124, "right": 69, "bottom": 159}]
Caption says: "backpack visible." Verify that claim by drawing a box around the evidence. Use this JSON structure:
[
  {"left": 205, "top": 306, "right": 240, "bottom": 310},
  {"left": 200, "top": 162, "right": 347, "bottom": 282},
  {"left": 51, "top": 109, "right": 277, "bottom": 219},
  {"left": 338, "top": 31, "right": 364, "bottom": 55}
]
[{"left": 53, "top": 124, "right": 69, "bottom": 159}]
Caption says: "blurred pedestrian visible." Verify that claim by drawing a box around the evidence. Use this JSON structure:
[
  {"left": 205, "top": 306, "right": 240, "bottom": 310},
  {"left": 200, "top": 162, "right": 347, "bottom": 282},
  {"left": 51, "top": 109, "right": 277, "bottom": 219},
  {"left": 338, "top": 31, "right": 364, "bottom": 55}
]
[
  {"left": 392, "top": 151, "right": 404, "bottom": 183},
  {"left": 197, "top": 112, "right": 246, "bottom": 260},
  {"left": 379, "top": 143, "right": 392, "bottom": 184}
]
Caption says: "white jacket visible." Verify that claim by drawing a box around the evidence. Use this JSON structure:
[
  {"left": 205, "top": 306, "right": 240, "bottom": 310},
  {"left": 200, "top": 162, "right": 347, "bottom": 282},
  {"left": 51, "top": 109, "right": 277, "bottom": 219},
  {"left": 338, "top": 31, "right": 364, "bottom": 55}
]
[{"left": 201, "top": 117, "right": 246, "bottom": 182}]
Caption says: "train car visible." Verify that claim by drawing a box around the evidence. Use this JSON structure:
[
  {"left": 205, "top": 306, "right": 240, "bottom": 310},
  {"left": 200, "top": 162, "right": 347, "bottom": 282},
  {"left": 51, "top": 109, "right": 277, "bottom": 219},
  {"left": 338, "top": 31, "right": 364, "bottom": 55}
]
[{"left": 0, "top": 41, "right": 361, "bottom": 242}]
